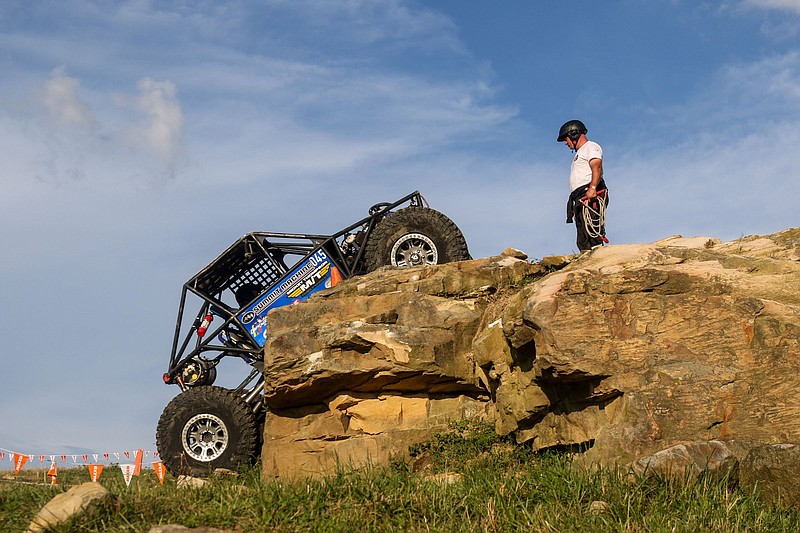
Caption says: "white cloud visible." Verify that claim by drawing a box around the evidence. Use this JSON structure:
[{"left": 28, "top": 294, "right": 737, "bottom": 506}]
[
  {"left": 126, "top": 77, "right": 184, "bottom": 164},
  {"left": 722, "top": 50, "right": 800, "bottom": 103},
  {"left": 741, "top": 0, "right": 800, "bottom": 14},
  {"left": 42, "top": 66, "right": 97, "bottom": 131},
  {"left": 260, "top": 0, "right": 464, "bottom": 54},
  {"left": 608, "top": 50, "right": 800, "bottom": 243},
  {"left": 6, "top": 73, "right": 186, "bottom": 186}
]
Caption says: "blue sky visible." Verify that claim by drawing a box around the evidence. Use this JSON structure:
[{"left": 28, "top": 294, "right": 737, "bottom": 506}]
[{"left": 1, "top": 0, "right": 798, "bottom": 461}]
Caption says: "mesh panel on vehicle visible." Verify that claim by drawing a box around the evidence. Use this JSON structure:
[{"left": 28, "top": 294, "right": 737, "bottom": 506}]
[
  {"left": 191, "top": 237, "right": 285, "bottom": 298},
  {"left": 229, "top": 256, "right": 283, "bottom": 293}
]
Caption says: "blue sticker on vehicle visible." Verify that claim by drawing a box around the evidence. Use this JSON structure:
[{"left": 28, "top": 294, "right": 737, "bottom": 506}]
[{"left": 238, "top": 249, "right": 333, "bottom": 347}]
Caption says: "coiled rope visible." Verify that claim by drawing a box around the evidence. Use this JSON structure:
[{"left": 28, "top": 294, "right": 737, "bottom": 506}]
[{"left": 581, "top": 190, "right": 608, "bottom": 241}]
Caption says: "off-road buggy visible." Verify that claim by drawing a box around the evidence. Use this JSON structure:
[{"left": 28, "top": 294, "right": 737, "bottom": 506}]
[{"left": 155, "top": 191, "right": 470, "bottom": 475}]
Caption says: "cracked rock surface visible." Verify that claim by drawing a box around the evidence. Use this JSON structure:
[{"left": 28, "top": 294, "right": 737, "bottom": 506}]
[
  {"left": 477, "top": 228, "right": 800, "bottom": 465},
  {"left": 261, "top": 229, "right": 800, "bottom": 478},
  {"left": 261, "top": 255, "right": 544, "bottom": 478}
]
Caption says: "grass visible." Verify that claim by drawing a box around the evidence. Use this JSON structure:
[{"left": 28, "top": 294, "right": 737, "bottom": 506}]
[{"left": 3, "top": 422, "right": 799, "bottom": 532}]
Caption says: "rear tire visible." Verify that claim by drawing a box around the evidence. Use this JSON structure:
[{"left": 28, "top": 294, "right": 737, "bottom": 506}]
[
  {"left": 364, "top": 206, "right": 470, "bottom": 272},
  {"left": 156, "top": 386, "right": 261, "bottom": 476}
]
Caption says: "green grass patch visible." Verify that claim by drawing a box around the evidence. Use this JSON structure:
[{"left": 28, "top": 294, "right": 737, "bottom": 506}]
[{"left": 3, "top": 423, "right": 800, "bottom": 532}]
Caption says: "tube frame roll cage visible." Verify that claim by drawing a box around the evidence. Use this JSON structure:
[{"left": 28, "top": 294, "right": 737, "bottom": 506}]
[{"left": 163, "top": 191, "right": 429, "bottom": 410}]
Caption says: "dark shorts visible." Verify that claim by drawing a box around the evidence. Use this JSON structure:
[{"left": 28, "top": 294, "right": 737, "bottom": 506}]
[{"left": 568, "top": 181, "right": 608, "bottom": 252}]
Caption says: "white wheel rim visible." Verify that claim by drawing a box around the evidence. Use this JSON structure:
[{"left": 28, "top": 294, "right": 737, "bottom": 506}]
[
  {"left": 182, "top": 413, "right": 229, "bottom": 462},
  {"left": 390, "top": 233, "right": 438, "bottom": 267}
]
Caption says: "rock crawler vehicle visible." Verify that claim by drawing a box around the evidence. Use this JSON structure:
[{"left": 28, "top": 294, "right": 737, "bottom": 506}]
[{"left": 155, "top": 191, "right": 470, "bottom": 475}]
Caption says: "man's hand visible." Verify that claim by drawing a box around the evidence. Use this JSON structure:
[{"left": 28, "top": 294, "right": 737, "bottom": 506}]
[{"left": 587, "top": 157, "right": 603, "bottom": 199}]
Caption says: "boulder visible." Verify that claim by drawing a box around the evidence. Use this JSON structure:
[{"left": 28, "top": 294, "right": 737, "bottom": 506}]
[
  {"left": 627, "top": 440, "right": 748, "bottom": 480},
  {"left": 739, "top": 444, "right": 800, "bottom": 507},
  {"left": 263, "top": 393, "right": 489, "bottom": 478},
  {"left": 261, "top": 256, "right": 545, "bottom": 478},
  {"left": 27, "top": 482, "right": 110, "bottom": 533},
  {"left": 261, "top": 228, "right": 800, "bottom": 477},
  {"left": 479, "top": 228, "right": 800, "bottom": 465},
  {"left": 176, "top": 475, "right": 211, "bottom": 489}
]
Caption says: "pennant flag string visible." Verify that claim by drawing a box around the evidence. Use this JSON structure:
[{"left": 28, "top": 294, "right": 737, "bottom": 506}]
[
  {"left": 0, "top": 446, "right": 159, "bottom": 469},
  {"left": 2, "top": 444, "right": 168, "bottom": 486}
]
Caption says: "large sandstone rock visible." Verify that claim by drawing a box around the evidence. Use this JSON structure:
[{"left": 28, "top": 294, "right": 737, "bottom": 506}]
[
  {"left": 261, "top": 228, "right": 800, "bottom": 477},
  {"left": 261, "top": 256, "right": 545, "bottom": 478},
  {"left": 477, "top": 228, "right": 800, "bottom": 465},
  {"left": 263, "top": 393, "right": 489, "bottom": 478}
]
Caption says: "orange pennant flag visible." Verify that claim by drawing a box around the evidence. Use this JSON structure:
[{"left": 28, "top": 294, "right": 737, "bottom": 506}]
[
  {"left": 13, "top": 453, "right": 28, "bottom": 474},
  {"left": 47, "top": 462, "right": 58, "bottom": 485},
  {"left": 152, "top": 461, "right": 166, "bottom": 484},
  {"left": 133, "top": 449, "right": 143, "bottom": 476},
  {"left": 87, "top": 464, "right": 104, "bottom": 482},
  {"left": 329, "top": 266, "right": 343, "bottom": 287}
]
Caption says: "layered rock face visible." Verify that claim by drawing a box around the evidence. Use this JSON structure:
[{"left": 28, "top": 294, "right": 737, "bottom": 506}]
[
  {"left": 477, "top": 229, "right": 800, "bottom": 465},
  {"left": 261, "top": 255, "right": 547, "bottom": 478},
  {"left": 261, "top": 229, "right": 800, "bottom": 478}
]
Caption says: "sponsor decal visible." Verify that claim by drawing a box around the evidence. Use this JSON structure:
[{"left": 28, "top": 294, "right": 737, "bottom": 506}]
[
  {"left": 287, "top": 262, "right": 330, "bottom": 299},
  {"left": 237, "top": 249, "right": 335, "bottom": 346}
]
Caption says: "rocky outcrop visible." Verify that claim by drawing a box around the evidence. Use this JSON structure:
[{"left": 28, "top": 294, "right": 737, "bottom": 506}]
[
  {"left": 261, "top": 228, "right": 800, "bottom": 478},
  {"left": 478, "top": 228, "right": 800, "bottom": 466},
  {"left": 261, "top": 254, "right": 548, "bottom": 478}
]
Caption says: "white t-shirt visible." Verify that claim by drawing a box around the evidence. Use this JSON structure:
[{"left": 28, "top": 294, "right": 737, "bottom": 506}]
[{"left": 569, "top": 140, "right": 603, "bottom": 192}]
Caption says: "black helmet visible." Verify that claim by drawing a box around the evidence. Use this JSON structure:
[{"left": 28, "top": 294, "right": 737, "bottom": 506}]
[{"left": 557, "top": 119, "right": 587, "bottom": 142}]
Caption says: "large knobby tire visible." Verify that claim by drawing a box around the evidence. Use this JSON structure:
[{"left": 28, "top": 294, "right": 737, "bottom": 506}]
[
  {"left": 364, "top": 206, "right": 470, "bottom": 272},
  {"left": 156, "top": 386, "right": 261, "bottom": 476}
]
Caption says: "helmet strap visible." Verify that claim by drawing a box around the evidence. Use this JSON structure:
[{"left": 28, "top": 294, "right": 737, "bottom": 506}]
[{"left": 568, "top": 133, "right": 580, "bottom": 153}]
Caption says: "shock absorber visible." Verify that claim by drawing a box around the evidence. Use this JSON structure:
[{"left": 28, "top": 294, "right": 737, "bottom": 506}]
[{"left": 197, "top": 313, "right": 213, "bottom": 337}]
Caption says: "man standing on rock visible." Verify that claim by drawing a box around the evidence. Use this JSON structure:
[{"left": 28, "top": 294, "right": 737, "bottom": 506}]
[{"left": 558, "top": 119, "right": 609, "bottom": 252}]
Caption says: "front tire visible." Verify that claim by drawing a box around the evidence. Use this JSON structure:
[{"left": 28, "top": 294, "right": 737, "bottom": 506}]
[
  {"left": 364, "top": 206, "right": 470, "bottom": 272},
  {"left": 156, "top": 386, "right": 261, "bottom": 476}
]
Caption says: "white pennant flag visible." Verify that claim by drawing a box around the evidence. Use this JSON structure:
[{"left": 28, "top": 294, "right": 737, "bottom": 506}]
[
  {"left": 93, "top": 454, "right": 99, "bottom": 462},
  {"left": 114, "top": 453, "right": 120, "bottom": 460},
  {"left": 120, "top": 463, "right": 136, "bottom": 487},
  {"left": 50, "top": 455, "right": 56, "bottom": 462},
  {"left": 71, "top": 455, "right": 77, "bottom": 463}
]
